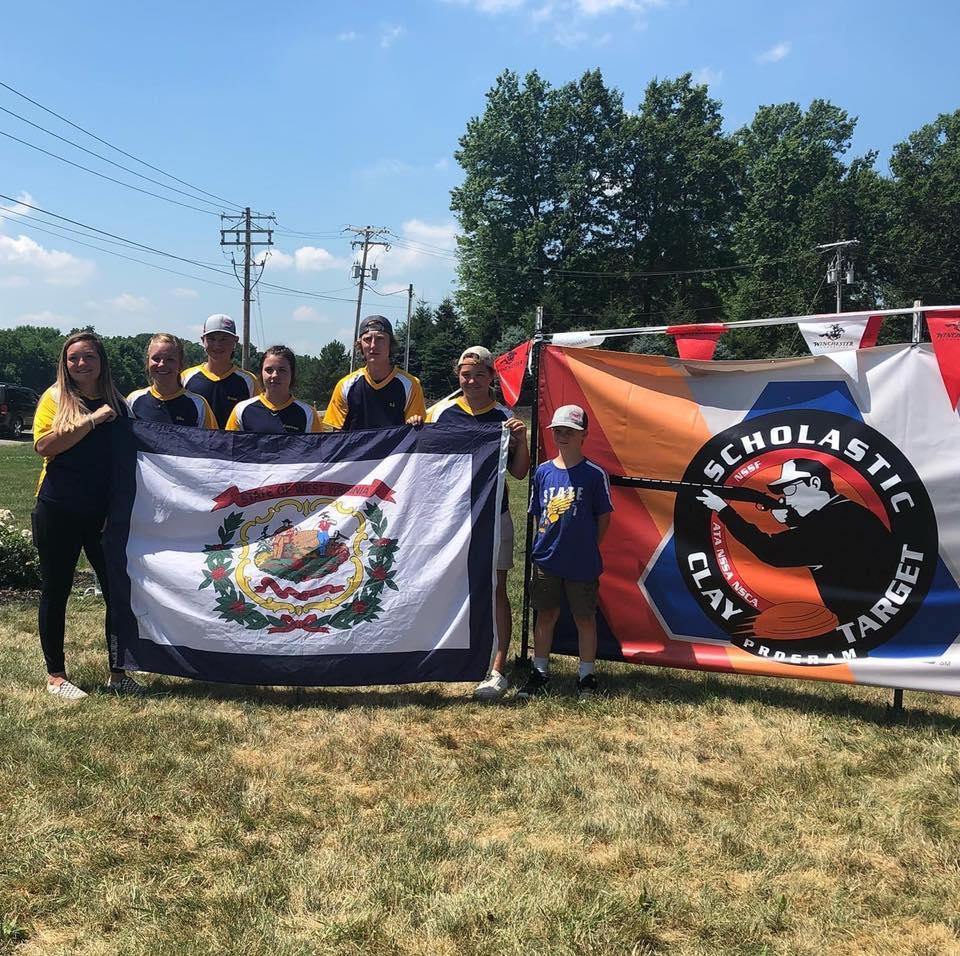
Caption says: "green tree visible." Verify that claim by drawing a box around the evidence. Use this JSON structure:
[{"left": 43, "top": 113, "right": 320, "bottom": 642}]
[
  {"left": 0, "top": 326, "right": 63, "bottom": 391},
  {"left": 419, "top": 298, "right": 466, "bottom": 401},
  {"left": 605, "top": 74, "right": 740, "bottom": 327},
  {"left": 723, "top": 100, "right": 883, "bottom": 356},
  {"left": 881, "top": 110, "right": 960, "bottom": 306},
  {"left": 312, "top": 341, "right": 350, "bottom": 401},
  {"left": 452, "top": 68, "right": 623, "bottom": 336}
]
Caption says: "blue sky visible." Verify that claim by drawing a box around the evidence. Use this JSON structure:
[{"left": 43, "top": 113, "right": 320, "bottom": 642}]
[{"left": 1, "top": 0, "right": 957, "bottom": 354}]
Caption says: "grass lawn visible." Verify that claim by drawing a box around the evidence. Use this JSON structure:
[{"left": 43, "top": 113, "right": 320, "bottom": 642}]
[
  {"left": 0, "top": 441, "right": 41, "bottom": 528},
  {"left": 2, "top": 448, "right": 959, "bottom": 954}
]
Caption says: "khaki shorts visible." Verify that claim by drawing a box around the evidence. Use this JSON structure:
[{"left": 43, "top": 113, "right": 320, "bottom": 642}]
[
  {"left": 531, "top": 564, "right": 599, "bottom": 617},
  {"left": 497, "top": 510, "right": 515, "bottom": 572}
]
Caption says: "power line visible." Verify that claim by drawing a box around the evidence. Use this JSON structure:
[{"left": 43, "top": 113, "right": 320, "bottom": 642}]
[
  {"left": 0, "top": 103, "right": 226, "bottom": 213},
  {"left": 0, "top": 78, "right": 243, "bottom": 208},
  {"left": 0, "top": 191, "right": 384, "bottom": 304},
  {"left": 0, "top": 128, "right": 222, "bottom": 215},
  {"left": 0, "top": 215, "right": 238, "bottom": 291},
  {"left": 542, "top": 257, "right": 796, "bottom": 279}
]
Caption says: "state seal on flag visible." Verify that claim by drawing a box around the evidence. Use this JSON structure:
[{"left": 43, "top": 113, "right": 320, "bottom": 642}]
[{"left": 199, "top": 480, "right": 399, "bottom": 635}]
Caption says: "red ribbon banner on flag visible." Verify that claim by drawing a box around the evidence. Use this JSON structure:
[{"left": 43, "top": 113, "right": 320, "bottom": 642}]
[
  {"left": 666, "top": 324, "right": 726, "bottom": 361},
  {"left": 926, "top": 309, "right": 960, "bottom": 409},
  {"left": 493, "top": 340, "right": 532, "bottom": 407}
]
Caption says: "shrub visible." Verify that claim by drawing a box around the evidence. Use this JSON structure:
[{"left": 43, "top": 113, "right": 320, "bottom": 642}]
[{"left": 0, "top": 508, "right": 41, "bottom": 590}]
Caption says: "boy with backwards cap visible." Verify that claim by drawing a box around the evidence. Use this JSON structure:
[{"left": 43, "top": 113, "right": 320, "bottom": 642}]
[
  {"left": 181, "top": 314, "right": 261, "bottom": 429},
  {"left": 518, "top": 404, "right": 613, "bottom": 699},
  {"left": 417, "top": 346, "right": 530, "bottom": 700},
  {"left": 324, "top": 314, "right": 426, "bottom": 431}
]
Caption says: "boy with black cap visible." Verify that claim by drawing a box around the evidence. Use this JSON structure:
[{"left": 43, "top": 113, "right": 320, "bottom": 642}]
[
  {"left": 181, "top": 314, "right": 261, "bottom": 428},
  {"left": 324, "top": 314, "right": 426, "bottom": 431},
  {"left": 518, "top": 404, "right": 613, "bottom": 700}
]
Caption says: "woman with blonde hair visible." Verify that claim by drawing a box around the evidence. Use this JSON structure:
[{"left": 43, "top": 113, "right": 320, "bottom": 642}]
[
  {"left": 32, "top": 331, "right": 142, "bottom": 699},
  {"left": 128, "top": 333, "right": 216, "bottom": 427}
]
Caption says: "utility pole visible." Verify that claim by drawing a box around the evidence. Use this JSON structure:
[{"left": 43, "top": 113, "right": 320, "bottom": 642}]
[
  {"left": 345, "top": 225, "right": 391, "bottom": 370},
  {"left": 221, "top": 207, "right": 275, "bottom": 369},
  {"left": 403, "top": 283, "right": 414, "bottom": 370},
  {"left": 816, "top": 239, "right": 860, "bottom": 314}
]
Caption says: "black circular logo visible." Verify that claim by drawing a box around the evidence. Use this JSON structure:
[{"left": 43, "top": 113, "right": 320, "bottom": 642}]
[{"left": 674, "top": 410, "right": 937, "bottom": 665}]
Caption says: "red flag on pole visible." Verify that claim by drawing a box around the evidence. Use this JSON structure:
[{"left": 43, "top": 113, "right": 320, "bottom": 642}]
[
  {"left": 666, "top": 324, "right": 726, "bottom": 361},
  {"left": 926, "top": 310, "right": 960, "bottom": 409},
  {"left": 861, "top": 314, "right": 884, "bottom": 348},
  {"left": 494, "top": 340, "right": 531, "bottom": 407}
]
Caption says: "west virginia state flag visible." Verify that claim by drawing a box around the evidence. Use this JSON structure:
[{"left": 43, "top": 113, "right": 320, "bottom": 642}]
[{"left": 105, "top": 421, "right": 506, "bottom": 686}]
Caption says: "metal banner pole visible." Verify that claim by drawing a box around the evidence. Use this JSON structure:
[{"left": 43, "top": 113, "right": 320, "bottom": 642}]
[{"left": 518, "top": 306, "right": 544, "bottom": 664}]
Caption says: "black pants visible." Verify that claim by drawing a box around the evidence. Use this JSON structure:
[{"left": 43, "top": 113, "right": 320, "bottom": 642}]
[{"left": 31, "top": 499, "right": 120, "bottom": 675}]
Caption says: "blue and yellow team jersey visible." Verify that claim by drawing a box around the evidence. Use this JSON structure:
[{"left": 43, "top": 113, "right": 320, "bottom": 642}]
[
  {"left": 33, "top": 386, "right": 130, "bottom": 516},
  {"left": 181, "top": 364, "right": 260, "bottom": 429},
  {"left": 127, "top": 385, "right": 216, "bottom": 428},
  {"left": 323, "top": 366, "right": 426, "bottom": 431},
  {"left": 427, "top": 395, "right": 513, "bottom": 510},
  {"left": 225, "top": 395, "right": 322, "bottom": 434}
]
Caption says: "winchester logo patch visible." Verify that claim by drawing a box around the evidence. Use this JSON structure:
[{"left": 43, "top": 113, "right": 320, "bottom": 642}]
[
  {"left": 667, "top": 410, "right": 938, "bottom": 664},
  {"left": 200, "top": 481, "right": 399, "bottom": 634}
]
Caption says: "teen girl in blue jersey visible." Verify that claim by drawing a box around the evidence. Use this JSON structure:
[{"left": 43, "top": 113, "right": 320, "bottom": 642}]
[
  {"left": 226, "top": 345, "right": 322, "bottom": 434},
  {"left": 411, "top": 346, "right": 530, "bottom": 700},
  {"left": 127, "top": 333, "right": 216, "bottom": 428}
]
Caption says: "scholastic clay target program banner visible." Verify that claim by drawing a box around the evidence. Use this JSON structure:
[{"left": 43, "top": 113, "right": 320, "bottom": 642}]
[
  {"left": 105, "top": 420, "right": 507, "bottom": 686},
  {"left": 540, "top": 342, "right": 960, "bottom": 695}
]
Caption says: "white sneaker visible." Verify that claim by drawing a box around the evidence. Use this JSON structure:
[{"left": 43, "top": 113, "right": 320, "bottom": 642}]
[
  {"left": 46, "top": 679, "right": 87, "bottom": 701},
  {"left": 473, "top": 670, "right": 509, "bottom": 700},
  {"left": 104, "top": 676, "right": 147, "bottom": 697}
]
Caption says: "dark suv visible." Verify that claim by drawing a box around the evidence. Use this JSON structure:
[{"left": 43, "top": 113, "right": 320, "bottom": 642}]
[{"left": 0, "top": 383, "right": 39, "bottom": 439}]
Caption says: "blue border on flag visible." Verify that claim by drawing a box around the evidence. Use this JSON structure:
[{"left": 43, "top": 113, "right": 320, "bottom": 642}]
[{"left": 105, "top": 420, "right": 503, "bottom": 687}]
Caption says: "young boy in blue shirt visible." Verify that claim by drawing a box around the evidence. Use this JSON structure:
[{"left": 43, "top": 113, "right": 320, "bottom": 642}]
[{"left": 519, "top": 404, "right": 613, "bottom": 699}]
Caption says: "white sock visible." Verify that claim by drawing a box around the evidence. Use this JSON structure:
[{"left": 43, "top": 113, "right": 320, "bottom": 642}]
[
  {"left": 578, "top": 661, "right": 595, "bottom": 679},
  {"left": 533, "top": 657, "right": 550, "bottom": 676}
]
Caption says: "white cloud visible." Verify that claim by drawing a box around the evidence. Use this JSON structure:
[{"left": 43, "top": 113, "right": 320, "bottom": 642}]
[
  {"left": 337, "top": 30, "right": 358, "bottom": 41},
  {"left": 475, "top": 0, "right": 664, "bottom": 44},
  {"left": 355, "top": 158, "right": 417, "bottom": 181},
  {"left": 758, "top": 41, "right": 791, "bottom": 63},
  {"left": 0, "top": 192, "right": 35, "bottom": 220},
  {"left": 294, "top": 246, "right": 348, "bottom": 272},
  {"left": 11, "top": 310, "right": 71, "bottom": 329},
  {"left": 693, "top": 66, "right": 723, "bottom": 86},
  {"left": 576, "top": 0, "right": 639, "bottom": 14},
  {"left": 0, "top": 275, "right": 28, "bottom": 288},
  {"left": 263, "top": 248, "right": 295, "bottom": 270},
  {"left": 404, "top": 219, "right": 458, "bottom": 250},
  {"left": 85, "top": 293, "right": 151, "bottom": 313},
  {"left": 0, "top": 233, "right": 96, "bottom": 286},
  {"left": 0, "top": 192, "right": 96, "bottom": 286},
  {"left": 447, "top": 0, "right": 526, "bottom": 12},
  {"left": 372, "top": 219, "right": 459, "bottom": 279},
  {"left": 171, "top": 287, "right": 199, "bottom": 298},
  {"left": 111, "top": 293, "right": 151, "bottom": 313},
  {"left": 292, "top": 305, "right": 323, "bottom": 323},
  {"left": 379, "top": 23, "right": 405, "bottom": 48}
]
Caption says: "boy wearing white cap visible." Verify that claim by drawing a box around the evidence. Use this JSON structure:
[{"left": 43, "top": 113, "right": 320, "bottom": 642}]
[
  {"left": 518, "top": 404, "right": 613, "bottom": 699},
  {"left": 421, "top": 346, "right": 530, "bottom": 700},
  {"left": 182, "top": 314, "right": 261, "bottom": 428}
]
